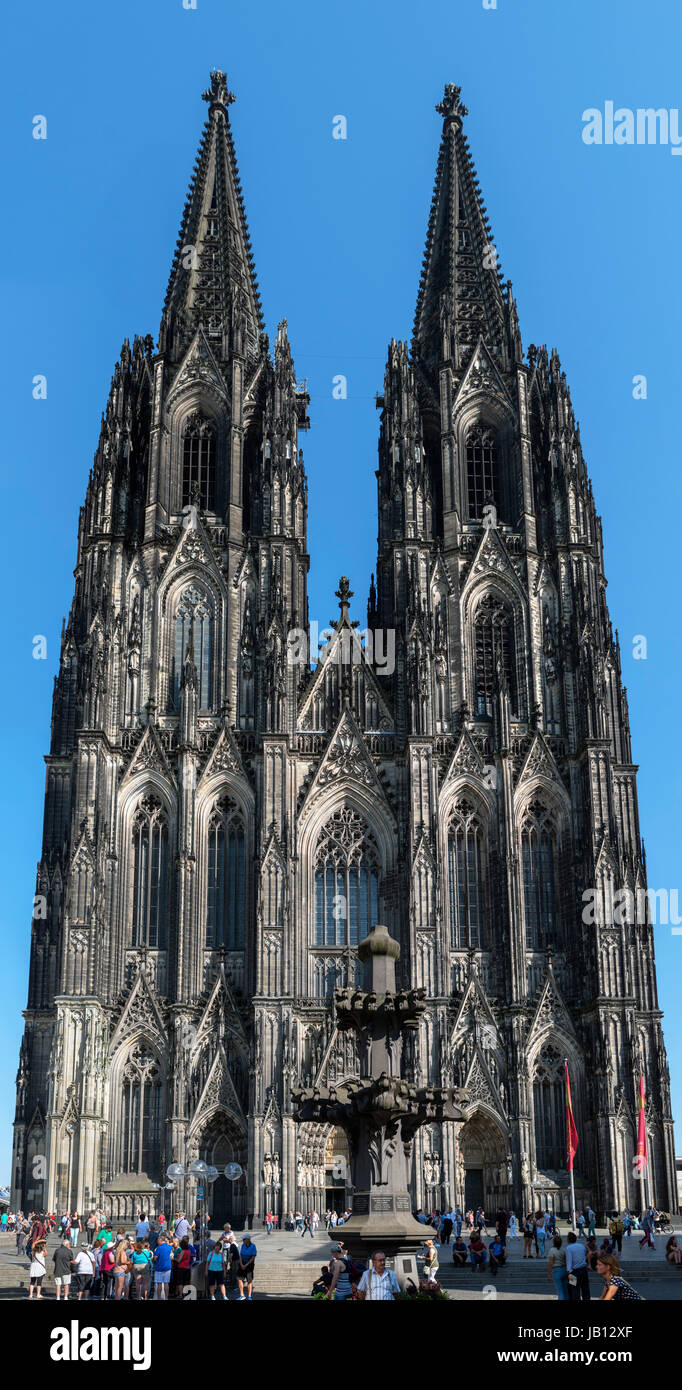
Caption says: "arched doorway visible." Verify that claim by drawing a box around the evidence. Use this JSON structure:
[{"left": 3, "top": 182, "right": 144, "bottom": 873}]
[
  {"left": 324, "top": 1126, "right": 350, "bottom": 1215},
  {"left": 196, "top": 1112, "right": 247, "bottom": 1230},
  {"left": 458, "top": 1110, "right": 510, "bottom": 1214}
]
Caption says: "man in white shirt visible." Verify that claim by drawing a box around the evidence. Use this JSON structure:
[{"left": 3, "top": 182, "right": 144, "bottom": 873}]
[
  {"left": 174, "top": 1212, "right": 191, "bottom": 1240},
  {"left": 357, "top": 1251, "right": 401, "bottom": 1301}
]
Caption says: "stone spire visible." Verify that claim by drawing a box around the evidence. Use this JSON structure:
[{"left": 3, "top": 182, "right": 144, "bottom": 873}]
[
  {"left": 159, "top": 69, "right": 264, "bottom": 362},
  {"left": 412, "top": 84, "right": 509, "bottom": 374}
]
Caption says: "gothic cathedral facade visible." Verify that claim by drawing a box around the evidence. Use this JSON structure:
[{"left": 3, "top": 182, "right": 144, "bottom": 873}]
[{"left": 12, "top": 74, "right": 677, "bottom": 1224}]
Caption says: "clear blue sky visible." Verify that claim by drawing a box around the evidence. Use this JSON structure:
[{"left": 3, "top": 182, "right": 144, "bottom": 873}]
[{"left": 1, "top": 0, "right": 681, "bottom": 1181}]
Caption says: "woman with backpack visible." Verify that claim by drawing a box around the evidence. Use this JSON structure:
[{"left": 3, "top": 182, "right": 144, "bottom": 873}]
[{"left": 173, "top": 1237, "right": 193, "bottom": 1297}]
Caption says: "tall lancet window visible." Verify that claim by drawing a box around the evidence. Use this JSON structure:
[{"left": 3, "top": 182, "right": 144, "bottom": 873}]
[
  {"left": 474, "top": 593, "right": 516, "bottom": 716},
  {"left": 119, "top": 1043, "right": 163, "bottom": 1176},
  {"left": 314, "top": 809, "right": 380, "bottom": 947},
  {"left": 172, "top": 586, "right": 213, "bottom": 710},
  {"left": 131, "top": 796, "right": 169, "bottom": 949},
  {"left": 182, "top": 413, "right": 216, "bottom": 511},
  {"left": 447, "top": 799, "right": 486, "bottom": 949},
  {"left": 521, "top": 801, "right": 557, "bottom": 950},
  {"left": 207, "top": 797, "right": 246, "bottom": 949},
  {"left": 532, "top": 1043, "right": 565, "bottom": 1171},
  {"left": 466, "top": 424, "right": 499, "bottom": 520}
]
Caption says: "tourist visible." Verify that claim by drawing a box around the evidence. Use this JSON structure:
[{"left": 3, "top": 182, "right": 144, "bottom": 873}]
[
  {"left": 547, "top": 1234, "right": 569, "bottom": 1300},
  {"left": 224, "top": 1233, "right": 240, "bottom": 1295},
  {"left": 16, "top": 1215, "right": 29, "bottom": 1256},
  {"left": 311, "top": 1265, "right": 333, "bottom": 1295},
  {"left": 113, "top": 1232, "right": 131, "bottom": 1300},
  {"left": 522, "top": 1212, "right": 535, "bottom": 1259},
  {"left": 60, "top": 1211, "right": 69, "bottom": 1238},
  {"left": 576, "top": 1210, "right": 586, "bottom": 1238},
  {"left": 468, "top": 1232, "right": 487, "bottom": 1271},
  {"left": 585, "top": 1236, "right": 600, "bottom": 1270},
  {"left": 475, "top": 1205, "right": 489, "bottom": 1236},
  {"left": 452, "top": 1235, "right": 468, "bottom": 1267},
  {"left": 586, "top": 1204, "right": 597, "bottom": 1238},
  {"left": 547, "top": 1210, "right": 557, "bottom": 1237},
  {"left": 206, "top": 1238, "right": 228, "bottom": 1300},
  {"left": 327, "top": 1245, "right": 353, "bottom": 1300},
  {"left": 265, "top": 1209, "right": 274, "bottom": 1235},
  {"left": 53, "top": 1236, "right": 73, "bottom": 1301},
  {"left": 535, "top": 1210, "right": 548, "bottom": 1258},
  {"left": 294, "top": 1209, "right": 304, "bottom": 1232},
  {"left": 71, "top": 1242, "right": 96, "bottom": 1300},
  {"left": 508, "top": 1211, "right": 519, "bottom": 1240},
  {"left": 623, "top": 1211, "right": 633, "bottom": 1239},
  {"left": 28, "top": 1240, "right": 47, "bottom": 1299},
  {"left": 153, "top": 1235, "right": 172, "bottom": 1300},
  {"left": 566, "top": 1231, "right": 590, "bottom": 1301},
  {"left": 495, "top": 1208, "right": 508, "bottom": 1242},
  {"left": 69, "top": 1211, "right": 81, "bottom": 1248},
  {"left": 86, "top": 1212, "right": 97, "bottom": 1244},
  {"left": 441, "top": 1209, "right": 453, "bottom": 1245},
  {"left": 596, "top": 1252, "right": 643, "bottom": 1301},
  {"left": 666, "top": 1236, "right": 682, "bottom": 1266},
  {"left": 174, "top": 1237, "right": 193, "bottom": 1297},
  {"left": 454, "top": 1206, "right": 463, "bottom": 1238},
  {"left": 639, "top": 1211, "right": 655, "bottom": 1250},
  {"left": 608, "top": 1213, "right": 624, "bottom": 1252},
  {"left": 422, "top": 1237, "right": 439, "bottom": 1282},
  {"left": 237, "top": 1233, "right": 257, "bottom": 1300},
  {"left": 488, "top": 1233, "right": 507, "bottom": 1275},
  {"left": 135, "top": 1211, "right": 150, "bottom": 1241},
  {"left": 131, "top": 1239, "right": 153, "bottom": 1300},
  {"left": 357, "top": 1251, "right": 400, "bottom": 1300},
  {"left": 301, "top": 1212, "right": 314, "bottom": 1238},
  {"left": 100, "top": 1241, "right": 116, "bottom": 1299},
  {"left": 174, "top": 1211, "right": 191, "bottom": 1240},
  {"left": 415, "top": 1207, "right": 428, "bottom": 1225}
]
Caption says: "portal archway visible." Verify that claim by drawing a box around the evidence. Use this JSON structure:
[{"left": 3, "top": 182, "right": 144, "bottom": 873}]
[
  {"left": 458, "top": 1109, "right": 510, "bottom": 1214},
  {"left": 194, "top": 1110, "right": 247, "bottom": 1229}
]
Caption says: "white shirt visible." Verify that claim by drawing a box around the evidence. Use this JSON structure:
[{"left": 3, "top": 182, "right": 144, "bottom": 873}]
[
  {"left": 358, "top": 1267, "right": 400, "bottom": 1300},
  {"left": 73, "top": 1249, "right": 95, "bottom": 1275}
]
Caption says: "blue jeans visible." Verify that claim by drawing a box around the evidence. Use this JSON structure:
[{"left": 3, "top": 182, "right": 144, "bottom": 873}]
[
  {"left": 470, "top": 1253, "right": 487, "bottom": 1268},
  {"left": 552, "top": 1268, "right": 569, "bottom": 1300},
  {"left": 301, "top": 1225, "right": 313, "bottom": 1237}
]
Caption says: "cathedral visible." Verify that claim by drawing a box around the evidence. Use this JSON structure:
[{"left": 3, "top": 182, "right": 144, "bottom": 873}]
[{"left": 12, "top": 73, "right": 677, "bottom": 1226}]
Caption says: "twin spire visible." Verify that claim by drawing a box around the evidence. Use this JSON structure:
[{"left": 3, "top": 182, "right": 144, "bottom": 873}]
[
  {"left": 160, "top": 69, "right": 264, "bottom": 362},
  {"left": 160, "top": 75, "right": 513, "bottom": 374}
]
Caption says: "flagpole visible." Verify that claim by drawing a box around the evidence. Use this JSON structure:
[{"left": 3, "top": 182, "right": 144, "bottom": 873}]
[{"left": 565, "top": 1058, "right": 577, "bottom": 1233}]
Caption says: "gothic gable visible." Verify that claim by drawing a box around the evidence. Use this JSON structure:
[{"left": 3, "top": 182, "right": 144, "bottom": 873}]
[
  {"left": 297, "top": 625, "right": 394, "bottom": 731},
  {"left": 451, "top": 972, "right": 498, "bottom": 1047},
  {"left": 190, "top": 1043, "right": 246, "bottom": 1131},
  {"left": 454, "top": 338, "right": 514, "bottom": 412},
  {"left": 120, "top": 722, "right": 177, "bottom": 788},
  {"left": 165, "top": 327, "right": 230, "bottom": 409},
  {"left": 463, "top": 1047, "right": 505, "bottom": 1119},
  {"left": 526, "top": 964, "right": 576, "bottom": 1049},
  {"left": 440, "top": 729, "right": 484, "bottom": 791},
  {"left": 109, "top": 969, "right": 167, "bottom": 1054},
  {"left": 515, "top": 730, "right": 563, "bottom": 793},
  {"left": 300, "top": 708, "right": 393, "bottom": 812},
  {"left": 197, "top": 724, "right": 248, "bottom": 789}
]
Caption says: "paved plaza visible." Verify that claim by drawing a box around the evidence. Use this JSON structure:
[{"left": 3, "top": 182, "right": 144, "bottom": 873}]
[{"left": 2, "top": 1222, "right": 681, "bottom": 1301}]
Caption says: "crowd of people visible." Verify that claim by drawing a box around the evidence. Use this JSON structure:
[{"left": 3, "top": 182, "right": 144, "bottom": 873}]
[
  {"left": 13, "top": 1209, "right": 259, "bottom": 1301},
  {"left": 5, "top": 1200, "right": 678, "bottom": 1302}
]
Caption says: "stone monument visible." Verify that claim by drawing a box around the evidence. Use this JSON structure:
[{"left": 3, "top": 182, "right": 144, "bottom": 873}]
[{"left": 292, "top": 923, "right": 467, "bottom": 1288}]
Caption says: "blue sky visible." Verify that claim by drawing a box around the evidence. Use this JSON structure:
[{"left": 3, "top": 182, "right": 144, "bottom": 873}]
[{"left": 1, "top": 0, "right": 681, "bottom": 1180}]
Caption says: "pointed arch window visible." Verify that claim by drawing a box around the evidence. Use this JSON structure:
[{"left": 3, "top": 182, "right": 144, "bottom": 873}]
[
  {"left": 466, "top": 424, "right": 499, "bottom": 520},
  {"left": 314, "top": 808, "right": 380, "bottom": 948},
  {"left": 182, "top": 413, "right": 216, "bottom": 511},
  {"left": 447, "top": 799, "right": 486, "bottom": 948},
  {"left": 532, "top": 1043, "right": 565, "bottom": 1171},
  {"left": 172, "top": 586, "right": 213, "bottom": 710},
  {"left": 474, "top": 593, "right": 516, "bottom": 716},
  {"left": 119, "top": 1043, "right": 163, "bottom": 1176},
  {"left": 521, "top": 802, "right": 557, "bottom": 950},
  {"left": 131, "top": 797, "right": 169, "bottom": 949},
  {"left": 207, "top": 796, "right": 245, "bottom": 949}
]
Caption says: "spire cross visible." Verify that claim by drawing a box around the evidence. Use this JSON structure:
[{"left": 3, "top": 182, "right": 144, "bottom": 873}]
[
  {"left": 202, "top": 70, "right": 236, "bottom": 110},
  {"left": 436, "top": 84, "right": 468, "bottom": 126}
]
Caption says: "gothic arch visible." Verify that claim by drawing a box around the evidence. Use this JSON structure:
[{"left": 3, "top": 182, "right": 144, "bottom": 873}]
[
  {"left": 462, "top": 577, "right": 529, "bottom": 721},
  {"left": 157, "top": 568, "right": 225, "bottom": 715},
  {"left": 107, "top": 1033, "right": 167, "bottom": 1181},
  {"left": 163, "top": 390, "right": 231, "bottom": 517},
  {"left": 115, "top": 779, "right": 177, "bottom": 977}
]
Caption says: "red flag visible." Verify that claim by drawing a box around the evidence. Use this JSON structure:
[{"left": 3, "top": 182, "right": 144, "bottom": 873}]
[
  {"left": 565, "top": 1062, "right": 579, "bottom": 1171},
  {"left": 636, "top": 1072, "right": 647, "bottom": 1174}
]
